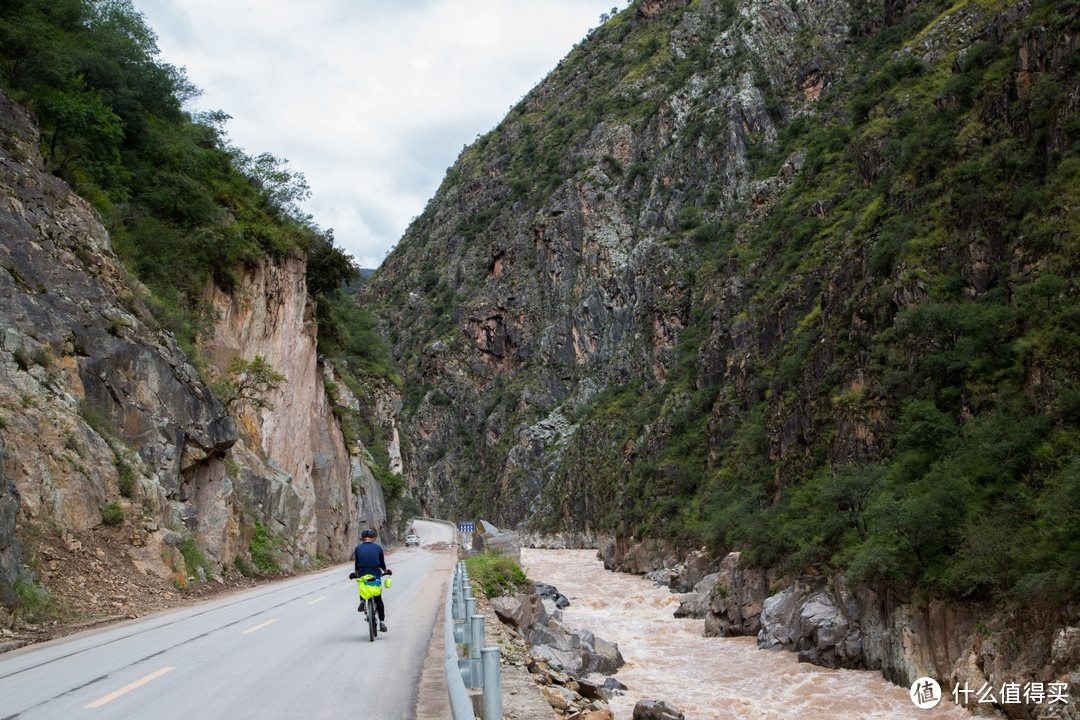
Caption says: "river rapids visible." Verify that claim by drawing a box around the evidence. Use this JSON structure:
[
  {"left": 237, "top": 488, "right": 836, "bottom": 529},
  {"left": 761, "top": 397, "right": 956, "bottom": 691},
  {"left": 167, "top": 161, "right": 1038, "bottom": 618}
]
[{"left": 521, "top": 549, "right": 974, "bottom": 720}]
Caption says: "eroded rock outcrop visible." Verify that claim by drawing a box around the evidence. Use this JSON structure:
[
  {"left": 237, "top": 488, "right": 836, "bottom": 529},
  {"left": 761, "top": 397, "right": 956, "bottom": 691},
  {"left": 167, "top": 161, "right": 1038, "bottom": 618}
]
[
  {"left": 0, "top": 436, "right": 18, "bottom": 606},
  {"left": 1, "top": 86, "right": 238, "bottom": 551},
  {"left": 600, "top": 536, "right": 680, "bottom": 575},
  {"left": 473, "top": 519, "right": 521, "bottom": 562},
  {"left": 757, "top": 575, "right": 864, "bottom": 669},
  {"left": 200, "top": 253, "right": 378, "bottom": 566},
  {"left": 0, "top": 85, "right": 383, "bottom": 608},
  {"left": 608, "top": 539, "right": 1080, "bottom": 715}
]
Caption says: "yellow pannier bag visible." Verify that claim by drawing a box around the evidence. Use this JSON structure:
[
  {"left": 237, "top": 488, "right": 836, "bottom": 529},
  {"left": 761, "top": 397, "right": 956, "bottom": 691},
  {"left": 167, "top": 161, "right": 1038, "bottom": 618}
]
[{"left": 356, "top": 574, "right": 382, "bottom": 600}]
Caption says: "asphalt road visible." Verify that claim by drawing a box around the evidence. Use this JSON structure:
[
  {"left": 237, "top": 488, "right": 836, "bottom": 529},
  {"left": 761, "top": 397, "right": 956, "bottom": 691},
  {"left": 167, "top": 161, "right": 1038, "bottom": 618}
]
[{"left": 0, "top": 520, "right": 456, "bottom": 720}]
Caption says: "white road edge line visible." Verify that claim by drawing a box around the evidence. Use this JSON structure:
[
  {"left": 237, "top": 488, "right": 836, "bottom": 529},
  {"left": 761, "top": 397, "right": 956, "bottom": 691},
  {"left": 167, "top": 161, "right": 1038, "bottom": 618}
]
[
  {"left": 308, "top": 596, "right": 326, "bottom": 605},
  {"left": 84, "top": 666, "right": 176, "bottom": 708},
  {"left": 242, "top": 618, "right": 278, "bottom": 634}
]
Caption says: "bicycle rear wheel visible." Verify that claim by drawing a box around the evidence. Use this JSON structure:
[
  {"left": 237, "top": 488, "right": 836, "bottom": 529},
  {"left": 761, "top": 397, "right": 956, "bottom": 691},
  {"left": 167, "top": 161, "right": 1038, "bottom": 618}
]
[{"left": 367, "top": 598, "right": 377, "bottom": 641}]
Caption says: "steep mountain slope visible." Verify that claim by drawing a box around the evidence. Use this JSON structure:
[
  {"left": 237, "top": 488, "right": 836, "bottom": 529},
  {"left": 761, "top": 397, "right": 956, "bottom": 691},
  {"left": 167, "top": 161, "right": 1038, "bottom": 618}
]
[
  {"left": 0, "top": 85, "right": 388, "bottom": 613},
  {"left": 0, "top": 0, "right": 403, "bottom": 628},
  {"left": 362, "top": 0, "right": 1080, "bottom": 606}
]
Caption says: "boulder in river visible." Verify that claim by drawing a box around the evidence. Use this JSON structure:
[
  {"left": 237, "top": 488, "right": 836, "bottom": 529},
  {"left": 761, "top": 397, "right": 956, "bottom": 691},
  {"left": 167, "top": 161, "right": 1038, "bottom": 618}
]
[
  {"left": 535, "top": 581, "right": 570, "bottom": 608},
  {"left": 632, "top": 699, "right": 685, "bottom": 720}
]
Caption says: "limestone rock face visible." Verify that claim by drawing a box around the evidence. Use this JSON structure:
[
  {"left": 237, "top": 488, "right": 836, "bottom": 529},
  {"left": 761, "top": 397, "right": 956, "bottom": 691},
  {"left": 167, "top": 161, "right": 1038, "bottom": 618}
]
[
  {"left": 666, "top": 549, "right": 716, "bottom": 593},
  {"left": 520, "top": 531, "right": 601, "bottom": 550},
  {"left": 698, "top": 551, "right": 775, "bottom": 638},
  {"left": 599, "top": 536, "right": 680, "bottom": 575},
  {"left": 707, "top": 564, "right": 1079, "bottom": 716},
  {"left": 201, "top": 253, "right": 368, "bottom": 565},
  {"left": 359, "top": 0, "right": 861, "bottom": 533},
  {"left": 0, "top": 86, "right": 237, "bottom": 546},
  {"left": 672, "top": 572, "right": 719, "bottom": 619},
  {"left": 0, "top": 85, "right": 384, "bottom": 597}
]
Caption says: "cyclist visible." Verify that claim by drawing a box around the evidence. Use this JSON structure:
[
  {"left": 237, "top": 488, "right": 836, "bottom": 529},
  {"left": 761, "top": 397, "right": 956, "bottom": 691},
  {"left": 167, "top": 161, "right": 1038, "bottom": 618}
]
[{"left": 352, "top": 529, "right": 391, "bottom": 632}]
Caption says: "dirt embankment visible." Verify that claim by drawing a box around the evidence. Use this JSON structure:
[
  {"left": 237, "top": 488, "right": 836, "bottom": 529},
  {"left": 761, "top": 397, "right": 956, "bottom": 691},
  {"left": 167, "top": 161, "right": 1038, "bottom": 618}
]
[{"left": 1, "top": 525, "right": 273, "bottom": 652}]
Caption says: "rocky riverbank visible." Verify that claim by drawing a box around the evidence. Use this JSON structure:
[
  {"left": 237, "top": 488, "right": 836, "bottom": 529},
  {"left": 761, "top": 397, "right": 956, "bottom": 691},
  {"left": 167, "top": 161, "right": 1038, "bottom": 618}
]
[
  {"left": 484, "top": 581, "right": 625, "bottom": 720},
  {"left": 600, "top": 537, "right": 1080, "bottom": 719}
]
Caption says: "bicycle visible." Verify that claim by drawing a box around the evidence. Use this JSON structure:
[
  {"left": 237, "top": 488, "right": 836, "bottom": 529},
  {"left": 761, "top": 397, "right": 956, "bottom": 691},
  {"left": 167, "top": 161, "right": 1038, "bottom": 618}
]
[{"left": 352, "top": 572, "right": 390, "bottom": 641}]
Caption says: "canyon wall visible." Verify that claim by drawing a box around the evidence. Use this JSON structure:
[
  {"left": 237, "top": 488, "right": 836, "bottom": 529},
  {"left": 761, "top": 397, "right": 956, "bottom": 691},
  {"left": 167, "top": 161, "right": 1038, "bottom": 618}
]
[{"left": 0, "top": 85, "right": 386, "bottom": 608}]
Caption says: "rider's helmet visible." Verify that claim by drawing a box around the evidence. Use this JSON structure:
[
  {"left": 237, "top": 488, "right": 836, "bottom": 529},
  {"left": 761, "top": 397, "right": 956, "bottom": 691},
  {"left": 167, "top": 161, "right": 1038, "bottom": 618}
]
[{"left": 361, "top": 529, "right": 377, "bottom": 540}]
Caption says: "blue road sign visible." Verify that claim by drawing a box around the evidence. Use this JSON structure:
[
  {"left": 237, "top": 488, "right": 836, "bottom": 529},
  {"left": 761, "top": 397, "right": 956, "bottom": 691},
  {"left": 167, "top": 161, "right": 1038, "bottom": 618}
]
[{"left": 458, "top": 521, "right": 475, "bottom": 534}]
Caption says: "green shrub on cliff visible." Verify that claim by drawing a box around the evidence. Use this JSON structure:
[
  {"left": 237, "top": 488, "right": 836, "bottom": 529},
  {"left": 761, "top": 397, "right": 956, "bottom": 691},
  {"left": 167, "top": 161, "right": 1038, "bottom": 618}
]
[
  {"left": 99, "top": 501, "right": 124, "bottom": 527},
  {"left": 249, "top": 521, "right": 282, "bottom": 574},
  {"left": 176, "top": 538, "right": 215, "bottom": 583},
  {"left": 212, "top": 356, "right": 286, "bottom": 412},
  {"left": 0, "top": 0, "right": 362, "bottom": 356}
]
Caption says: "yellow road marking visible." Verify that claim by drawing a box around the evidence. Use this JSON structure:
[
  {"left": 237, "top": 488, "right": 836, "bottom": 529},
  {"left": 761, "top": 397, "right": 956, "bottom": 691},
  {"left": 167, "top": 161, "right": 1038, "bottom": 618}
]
[
  {"left": 242, "top": 618, "right": 278, "bottom": 634},
  {"left": 307, "top": 596, "right": 326, "bottom": 605},
  {"left": 85, "top": 666, "right": 175, "bottom": 708}
]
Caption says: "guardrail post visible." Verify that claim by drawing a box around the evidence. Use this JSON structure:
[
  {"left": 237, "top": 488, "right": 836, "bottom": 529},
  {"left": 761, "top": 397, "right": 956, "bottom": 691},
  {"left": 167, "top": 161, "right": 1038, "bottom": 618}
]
[
  {"left": 454, "top": 567, "right": 467, "bottom": 620},
  {"left": 457, "top": 656, "right": 478, "bottom": 688},
  {"left": 469, "top": 615, "right": 484, "bottom": 659},
  {"left": 481, "top": 647, "right": 502, "bottom": 720},
  {"left": 445, "top": 549, "right": 499, "bottom": 716},
  {"left": 465, "top": 588, "right": 476, "bottom": 619},
  {"left": 469, "top": 615, "right": 484, "bottom": 655},
  {"left": 468, "top": 615, "right": 484, "bottom": 689}
]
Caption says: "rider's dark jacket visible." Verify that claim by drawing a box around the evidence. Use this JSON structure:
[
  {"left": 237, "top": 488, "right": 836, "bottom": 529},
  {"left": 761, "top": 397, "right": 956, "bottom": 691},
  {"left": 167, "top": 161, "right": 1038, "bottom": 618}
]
[{"left": 353, "top": 541, "right": 387, "bottom": 578}]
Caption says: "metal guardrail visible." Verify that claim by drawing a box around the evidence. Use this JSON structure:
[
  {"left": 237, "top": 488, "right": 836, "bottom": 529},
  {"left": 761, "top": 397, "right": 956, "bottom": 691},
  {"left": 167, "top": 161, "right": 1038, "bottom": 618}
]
[
  {"left": 444, "top": 561, "right": 477, "bottom": 720},
  {"left": 445, "top": 559, "right": 503, "bottom": 720}
]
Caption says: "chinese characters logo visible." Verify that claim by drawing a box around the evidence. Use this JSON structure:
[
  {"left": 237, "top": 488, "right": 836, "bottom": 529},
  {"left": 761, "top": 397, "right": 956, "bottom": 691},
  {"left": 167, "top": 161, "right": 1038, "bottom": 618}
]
[{"left": 910, "top": 677, "right": 942, "bottom": 709}]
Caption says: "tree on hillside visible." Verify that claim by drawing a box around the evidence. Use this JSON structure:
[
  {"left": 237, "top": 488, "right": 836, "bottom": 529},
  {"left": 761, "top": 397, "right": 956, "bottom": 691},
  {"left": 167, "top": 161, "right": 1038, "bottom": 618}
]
[{"left": 214, "top": 356, "right": 286, "bottom": 412}]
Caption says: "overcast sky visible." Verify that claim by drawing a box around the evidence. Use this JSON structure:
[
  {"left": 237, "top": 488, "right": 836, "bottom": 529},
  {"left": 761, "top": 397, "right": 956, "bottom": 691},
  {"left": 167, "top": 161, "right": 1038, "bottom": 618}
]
[{"left": 133, "top": 0, "right": 624, "bottom": 269}]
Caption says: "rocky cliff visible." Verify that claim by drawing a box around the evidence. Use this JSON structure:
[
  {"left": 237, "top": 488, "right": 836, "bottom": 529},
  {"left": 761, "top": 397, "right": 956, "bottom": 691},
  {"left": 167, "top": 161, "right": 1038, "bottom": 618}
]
[
  {"left": 0, "top": 436, "right": 17, "bottom": 607},
  {"left": 201, "top": 252, "right": 383, "bottom": 567},
  {"left": 360, "top": 0, "right": 1080, "bottom": 713},
  {"left": 0, "top": 85, "right": 386, "bottom": 618},
  {"left": 364, "top": 0, "right": 1079, "bottom": 565}
]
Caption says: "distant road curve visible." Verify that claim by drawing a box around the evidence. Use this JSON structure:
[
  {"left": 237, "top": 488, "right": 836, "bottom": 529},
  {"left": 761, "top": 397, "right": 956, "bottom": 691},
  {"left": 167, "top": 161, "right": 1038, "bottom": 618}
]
[
  {"left": 0, "top": 519, "right": 455, "bottom": 720},
  {"left": 405, "top": 517, "right": 457, "bottom": 548}
]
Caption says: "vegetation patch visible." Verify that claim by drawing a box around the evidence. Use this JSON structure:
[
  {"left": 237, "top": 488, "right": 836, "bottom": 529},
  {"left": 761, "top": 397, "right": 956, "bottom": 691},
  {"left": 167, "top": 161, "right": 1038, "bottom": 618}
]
[
  {"left": 13, "top": 575, "right": 57, "bottom": 623},
  {"left": 99, "top": 501, "right": 125, "bottom": 527},
  {"left": 249, "top": 521, "right": 283, "bottom": 574},
  {"left": 465, "top": 552, "right": 530, "bottom": 598},
  {"left": 176, "top": 537, "right": 215, "bottom": 583}
]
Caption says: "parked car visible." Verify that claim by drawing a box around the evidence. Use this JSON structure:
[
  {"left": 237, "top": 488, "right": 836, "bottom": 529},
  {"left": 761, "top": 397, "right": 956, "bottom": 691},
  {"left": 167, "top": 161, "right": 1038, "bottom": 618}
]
[{"left": 405, "top": 534, "right": 420, "bottom": 547}]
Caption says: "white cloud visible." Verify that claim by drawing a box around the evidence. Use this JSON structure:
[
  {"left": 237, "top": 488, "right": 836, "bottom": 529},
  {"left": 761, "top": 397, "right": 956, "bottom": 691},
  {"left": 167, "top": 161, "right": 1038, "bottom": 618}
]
[{"left": 134, "top": 0, "right": 624, "bottom": 268}]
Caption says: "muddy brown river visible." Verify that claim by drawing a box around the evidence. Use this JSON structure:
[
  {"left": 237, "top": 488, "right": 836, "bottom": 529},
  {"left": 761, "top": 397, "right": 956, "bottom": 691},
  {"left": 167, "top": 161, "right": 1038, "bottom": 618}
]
[{"left": 521, "top": 548, "right": 974, "bottom": 720}]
